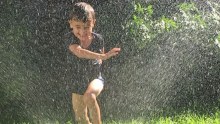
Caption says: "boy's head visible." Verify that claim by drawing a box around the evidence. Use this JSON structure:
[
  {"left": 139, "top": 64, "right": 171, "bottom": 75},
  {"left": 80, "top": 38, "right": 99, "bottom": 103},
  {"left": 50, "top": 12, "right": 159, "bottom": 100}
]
[
  {"left": 69, "top": 2, "right": 96, "bottom": 42},
  {"left": 69, "top": 2, "right": 95, "bottom": 23}
]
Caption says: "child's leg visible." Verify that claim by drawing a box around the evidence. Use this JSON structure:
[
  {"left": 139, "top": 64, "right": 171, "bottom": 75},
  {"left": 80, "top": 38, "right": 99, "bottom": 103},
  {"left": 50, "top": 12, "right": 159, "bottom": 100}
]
[
  {"left": 72, "top": 93, "right": 91, "bottom": 124},
  {"left": 83, "top": 79, "right": 104, "bottom": 124}
]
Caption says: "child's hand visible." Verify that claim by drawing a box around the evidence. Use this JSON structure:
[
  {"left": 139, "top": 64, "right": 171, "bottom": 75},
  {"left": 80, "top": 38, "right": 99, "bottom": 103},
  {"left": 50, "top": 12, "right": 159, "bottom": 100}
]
[{"left": 104, "top": 48, "right": 121, "bottom": 60}]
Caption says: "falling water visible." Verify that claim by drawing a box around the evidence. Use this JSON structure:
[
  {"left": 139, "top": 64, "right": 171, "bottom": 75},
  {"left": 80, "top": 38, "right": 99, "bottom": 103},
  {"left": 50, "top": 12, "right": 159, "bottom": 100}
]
[{"left": 0, "top": 0, "right": 220, "bottom": 123}]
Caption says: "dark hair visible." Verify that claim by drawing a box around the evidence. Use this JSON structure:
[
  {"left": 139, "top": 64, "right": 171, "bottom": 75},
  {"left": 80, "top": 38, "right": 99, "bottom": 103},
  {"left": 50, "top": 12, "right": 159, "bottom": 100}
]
[{"left": 69, "top": 2, "right": 95, "bottom": 22}]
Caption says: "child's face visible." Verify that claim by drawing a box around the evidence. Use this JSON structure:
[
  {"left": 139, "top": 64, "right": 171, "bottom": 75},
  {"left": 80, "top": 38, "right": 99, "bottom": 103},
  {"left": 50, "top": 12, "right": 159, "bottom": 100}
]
[{"left": 69, "top": 19, "right": 95, "bottom": 42}]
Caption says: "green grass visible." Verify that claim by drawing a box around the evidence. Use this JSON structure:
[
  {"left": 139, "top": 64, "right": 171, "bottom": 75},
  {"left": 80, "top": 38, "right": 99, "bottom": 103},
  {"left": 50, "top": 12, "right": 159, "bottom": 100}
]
[
  {"left": 104, "top": 111, "right": 220, "bottom": 124},
  {"left": 19, "top": 110, "right": 220, "bottom": 124}
]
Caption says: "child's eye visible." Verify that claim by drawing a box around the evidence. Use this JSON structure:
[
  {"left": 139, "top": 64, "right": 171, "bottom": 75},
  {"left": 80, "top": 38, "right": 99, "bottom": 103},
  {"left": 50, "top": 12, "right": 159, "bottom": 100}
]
[{"left": 69, "top": 28, "right": 73, "bottom": 31}]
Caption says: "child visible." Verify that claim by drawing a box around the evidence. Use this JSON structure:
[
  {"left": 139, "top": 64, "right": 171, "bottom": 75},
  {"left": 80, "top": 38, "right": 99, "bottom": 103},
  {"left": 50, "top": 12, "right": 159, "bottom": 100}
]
[{"left": 67, "top": 2, "right": 120, "bottom": 124}]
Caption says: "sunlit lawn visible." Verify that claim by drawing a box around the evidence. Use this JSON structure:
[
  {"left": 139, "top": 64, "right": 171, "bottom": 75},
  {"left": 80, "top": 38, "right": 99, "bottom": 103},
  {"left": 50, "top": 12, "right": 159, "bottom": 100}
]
[
  {"left": 22, "top": 110, "right": 220, "bottom": 124},
  {"left": 104, "top": 111, "right": 220, "bottom": 124}
]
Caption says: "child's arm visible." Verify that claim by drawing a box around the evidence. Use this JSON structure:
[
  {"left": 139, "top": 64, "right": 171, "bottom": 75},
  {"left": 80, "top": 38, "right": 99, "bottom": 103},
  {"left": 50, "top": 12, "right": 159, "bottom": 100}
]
[{"left": 69, "top": 44, "right": 120, "bottom": 60}]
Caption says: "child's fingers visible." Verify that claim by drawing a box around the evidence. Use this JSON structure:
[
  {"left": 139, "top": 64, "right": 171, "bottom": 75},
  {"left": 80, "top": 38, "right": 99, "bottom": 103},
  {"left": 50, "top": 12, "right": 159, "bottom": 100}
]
[
  {"left": 105, "top": 47, "right": 121, "bottom": 59},
  {"left": 112, "top": 48, "right": 121, "bottom": 52},
  {"left": 110, "top": 49, "right": 120, "bottom": 56}
]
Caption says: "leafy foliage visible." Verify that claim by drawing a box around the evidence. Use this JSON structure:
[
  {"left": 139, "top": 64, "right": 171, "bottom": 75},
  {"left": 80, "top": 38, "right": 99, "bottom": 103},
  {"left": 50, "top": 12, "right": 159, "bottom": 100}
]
[
  {"left": 127, "top": 2, "right": 179, "bottom": 50},
  {"left": 126, "top": 1, "right": 220, "bottom": 51}
]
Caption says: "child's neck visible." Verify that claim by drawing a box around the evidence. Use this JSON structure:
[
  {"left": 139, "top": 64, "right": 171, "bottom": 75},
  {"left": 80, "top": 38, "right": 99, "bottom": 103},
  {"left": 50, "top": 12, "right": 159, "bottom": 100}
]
[{"left": 80, "top": 34, "right": 93, "bottom": 48}]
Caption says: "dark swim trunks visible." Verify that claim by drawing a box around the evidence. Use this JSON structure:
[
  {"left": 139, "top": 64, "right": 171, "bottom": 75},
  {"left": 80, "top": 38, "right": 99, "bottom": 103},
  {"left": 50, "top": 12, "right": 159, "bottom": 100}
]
[{"left": 66, "top": 32, "right": 104, "bottom": 95}]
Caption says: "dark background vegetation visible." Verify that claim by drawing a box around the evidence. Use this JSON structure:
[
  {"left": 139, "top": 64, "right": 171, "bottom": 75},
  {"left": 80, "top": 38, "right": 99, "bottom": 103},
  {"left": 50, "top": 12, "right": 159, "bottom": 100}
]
[{"left": 0, "top": 0, "right": 220, "bottom": 123}]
